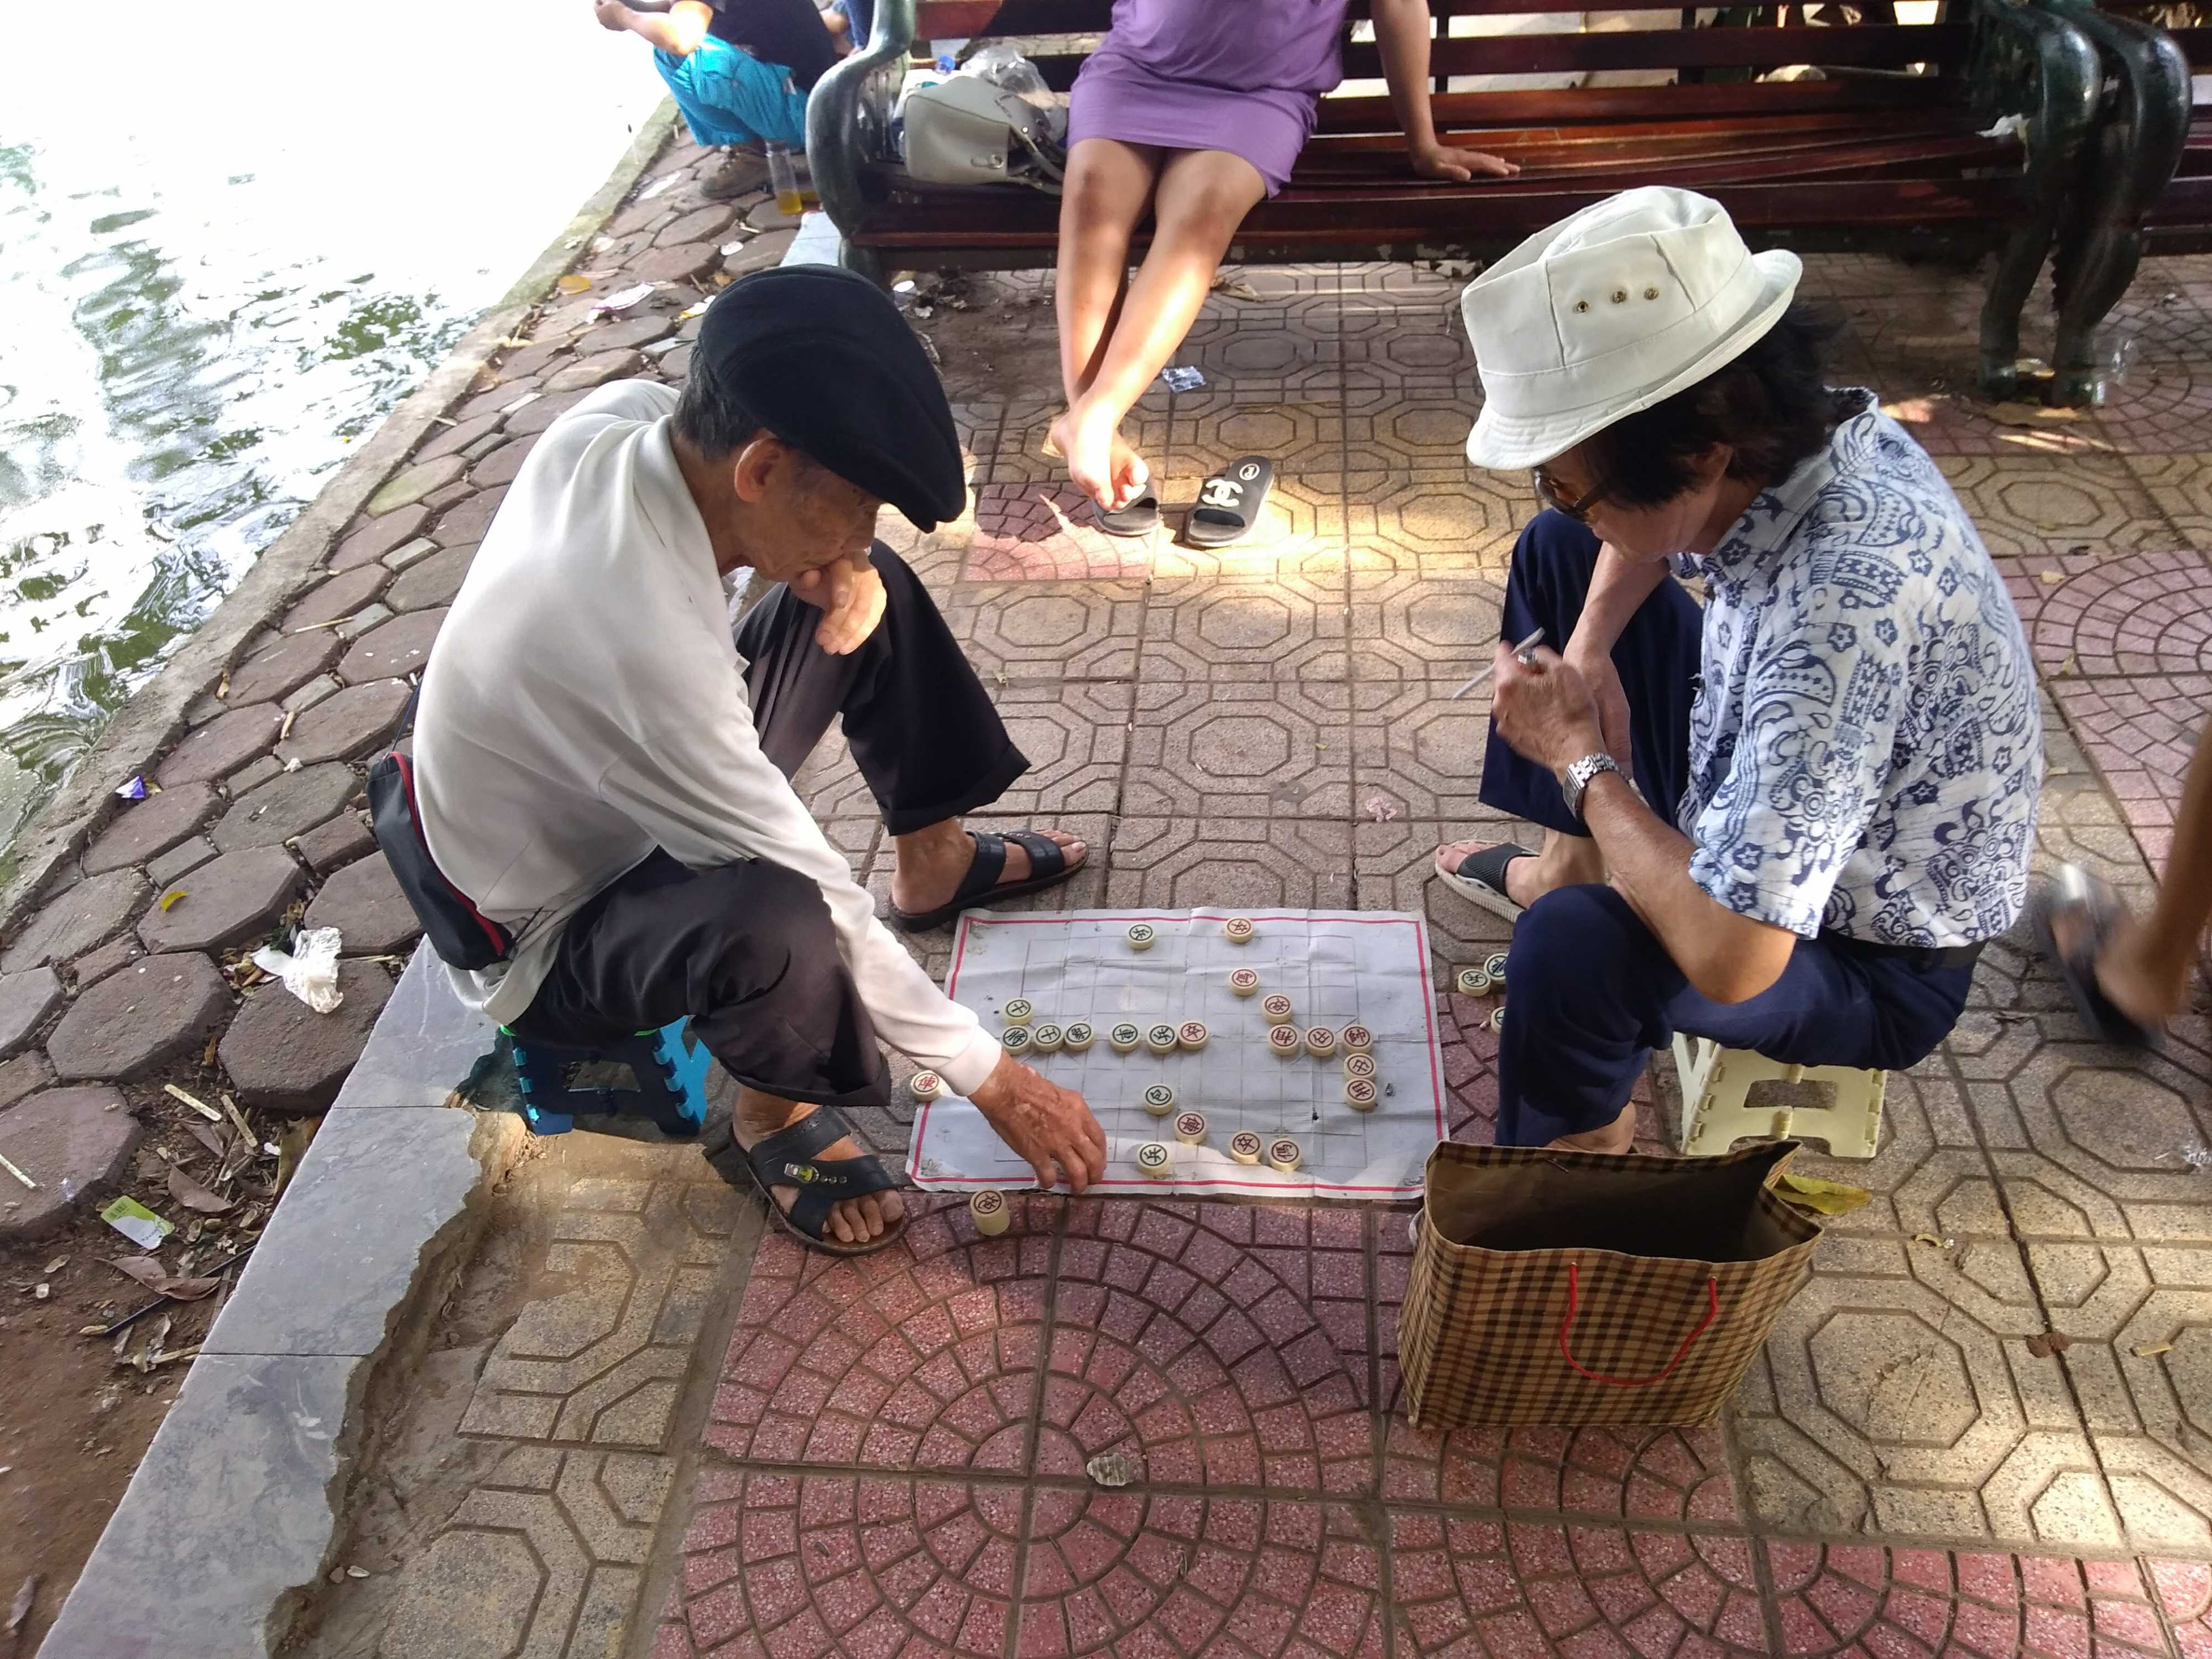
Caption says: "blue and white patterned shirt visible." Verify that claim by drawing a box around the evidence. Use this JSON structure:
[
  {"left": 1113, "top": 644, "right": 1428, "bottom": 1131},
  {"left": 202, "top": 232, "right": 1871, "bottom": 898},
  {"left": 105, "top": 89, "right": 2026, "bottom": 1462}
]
[{"left": 1676, "top": 390, "right": 2040, "bottom": 947}]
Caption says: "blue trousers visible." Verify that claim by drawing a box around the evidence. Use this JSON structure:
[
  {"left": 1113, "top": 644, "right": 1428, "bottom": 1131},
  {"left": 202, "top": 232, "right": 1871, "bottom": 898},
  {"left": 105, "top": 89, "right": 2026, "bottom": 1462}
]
[
  {"left": 1479, "top": 512, "right": 1976, "bottom": 1146},
  {"left": 655, "top": 38, "right": 810, "bottom": 150}
]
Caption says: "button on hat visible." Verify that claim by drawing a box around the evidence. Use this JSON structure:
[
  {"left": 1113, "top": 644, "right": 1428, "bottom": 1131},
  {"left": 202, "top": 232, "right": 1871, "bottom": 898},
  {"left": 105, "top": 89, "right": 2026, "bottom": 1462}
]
[
  {"left": 697, "top": 265, "right": 967, "bottom": 530},
  {"left": 1460, "top": 186, "right": 1802, "bottom": 472}
]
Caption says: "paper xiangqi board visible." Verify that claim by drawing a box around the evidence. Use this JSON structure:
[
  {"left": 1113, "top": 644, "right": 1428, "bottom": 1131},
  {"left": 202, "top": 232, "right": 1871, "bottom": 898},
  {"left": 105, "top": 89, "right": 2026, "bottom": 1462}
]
[{"left": 906, "top": 908, "right": 1447, "bottom": 1199}]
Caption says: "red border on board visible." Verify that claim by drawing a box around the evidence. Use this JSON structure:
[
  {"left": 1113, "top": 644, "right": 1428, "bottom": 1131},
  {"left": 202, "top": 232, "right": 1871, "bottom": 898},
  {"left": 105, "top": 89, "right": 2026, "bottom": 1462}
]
[{"left": 907, "top": 909, "right": 1451, "bottom": 1195}]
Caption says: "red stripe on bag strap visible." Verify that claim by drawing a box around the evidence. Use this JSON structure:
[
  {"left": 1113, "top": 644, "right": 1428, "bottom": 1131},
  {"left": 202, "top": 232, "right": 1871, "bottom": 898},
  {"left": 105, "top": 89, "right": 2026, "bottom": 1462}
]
[
  {"left": 392, "top": 753, "right": 510, "bottom": 957},
  {"left": 1556, "top": 1263, "right": 1720, "bottom": 1389}
]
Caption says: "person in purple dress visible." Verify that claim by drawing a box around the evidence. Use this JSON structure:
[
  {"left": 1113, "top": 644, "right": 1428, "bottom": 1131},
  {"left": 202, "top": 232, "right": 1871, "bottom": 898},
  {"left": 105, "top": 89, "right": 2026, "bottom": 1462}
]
[{"left": 1049, "top": 0, "right": 1516, "bottom": 528}]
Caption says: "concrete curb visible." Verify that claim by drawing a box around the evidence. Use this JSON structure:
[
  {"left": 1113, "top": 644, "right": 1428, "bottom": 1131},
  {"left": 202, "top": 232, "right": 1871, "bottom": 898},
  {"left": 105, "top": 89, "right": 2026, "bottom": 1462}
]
[{"left": 0, "top": 98, "right": 680, "bottom": 937}]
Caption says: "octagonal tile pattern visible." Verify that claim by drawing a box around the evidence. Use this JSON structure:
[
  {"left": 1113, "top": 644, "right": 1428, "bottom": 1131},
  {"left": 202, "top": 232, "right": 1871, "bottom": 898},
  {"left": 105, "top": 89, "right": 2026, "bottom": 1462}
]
[{"left": 968, "top": 482, "right": 1161, "bottom": 583}]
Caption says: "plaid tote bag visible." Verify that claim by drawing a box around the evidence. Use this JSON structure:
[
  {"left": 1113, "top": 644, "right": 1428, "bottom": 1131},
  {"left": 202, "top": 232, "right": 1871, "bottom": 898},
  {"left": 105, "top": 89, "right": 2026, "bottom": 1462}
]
[{"left": 1399, "top": 1140, "right": 1821, "bottom": 1428}]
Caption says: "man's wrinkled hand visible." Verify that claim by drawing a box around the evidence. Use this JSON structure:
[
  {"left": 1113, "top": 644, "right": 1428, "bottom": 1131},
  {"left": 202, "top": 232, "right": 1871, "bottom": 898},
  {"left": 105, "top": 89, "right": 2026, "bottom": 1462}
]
[
  {"left": 791, "top": 555, "right": 886, "bottom": 655},
  {"left": 1563, "top": 641, "right": 1634, "bottom": 772},
  {"left": 1492, "top": 643, "right": 1607, "bottom": 776},
  {"left": 967, "top": 1054, "right": 1107, "bottom": 1193}
]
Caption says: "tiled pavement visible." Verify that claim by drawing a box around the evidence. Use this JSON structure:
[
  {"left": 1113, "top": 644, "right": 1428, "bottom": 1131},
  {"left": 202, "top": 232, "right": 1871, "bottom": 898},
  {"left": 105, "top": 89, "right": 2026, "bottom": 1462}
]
[{"left": 28, "top": 122, "right": 2212, "bottom": 1655}]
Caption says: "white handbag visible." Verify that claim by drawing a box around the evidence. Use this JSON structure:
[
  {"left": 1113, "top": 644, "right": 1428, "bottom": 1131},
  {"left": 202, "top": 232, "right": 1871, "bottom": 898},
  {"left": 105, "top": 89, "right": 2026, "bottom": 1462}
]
[{"left": 901, "top": 76, "right": 1065, "bottom": 191}]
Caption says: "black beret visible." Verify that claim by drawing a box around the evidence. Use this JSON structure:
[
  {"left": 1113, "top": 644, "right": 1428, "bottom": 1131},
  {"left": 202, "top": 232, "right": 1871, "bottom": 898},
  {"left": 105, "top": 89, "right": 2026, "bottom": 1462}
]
[{"left": 696, "top": 265, "right": 966, "bottom": 530}]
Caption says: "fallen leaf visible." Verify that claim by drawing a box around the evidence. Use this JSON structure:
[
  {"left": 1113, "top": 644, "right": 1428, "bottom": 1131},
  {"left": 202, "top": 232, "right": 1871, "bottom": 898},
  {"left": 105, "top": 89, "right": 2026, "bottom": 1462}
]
[
  {"left": 556, "top": 273, "right": 593, "bottom": 295},
  {"left": 41, "top": 1256, "right": 66, "bottom": 1275},
  {"left": 1086, "top": 1452, "right": 1134, "bottom": 1488},
  {"left": 2039, "top": 570, "right": 2064, "bottom": 585},
  {"left": 167, "top": 1166, "right": 234, "bottom": 1215},
  {"left": 2134, "top": 1342, "right": 2175, "bottom": 1358},
  {"left": 1911, "top": 1232, "right": 1954, "bottom": 1250},
  {"left": 273, "top": 1117, "right": 322, "bottom": 1202},
  {"left": 8, "top": 1573, "right": 38, "bottom": 1636},
  {"left": 1777, "top": 1173, "right": 1872, "bottom": 1216},
  {"left": 158, "top": 889, "right": 186, "bottom": 911},
  {"left": 2025, "top": 1331, "right": 2073, "bottom": 1358},
  {"left": 106, "top": 1257, "right": 220, "bottom": 1301},
  {"left": 185, "top": 1122, "right": 228, "bottom": 1161}
]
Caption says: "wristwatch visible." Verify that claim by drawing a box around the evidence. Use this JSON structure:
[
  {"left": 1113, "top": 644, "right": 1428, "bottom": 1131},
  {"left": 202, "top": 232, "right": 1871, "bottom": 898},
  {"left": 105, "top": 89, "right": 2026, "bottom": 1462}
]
[{"left": 1559, "top": 752, "right": 1624, "bottom": 823}]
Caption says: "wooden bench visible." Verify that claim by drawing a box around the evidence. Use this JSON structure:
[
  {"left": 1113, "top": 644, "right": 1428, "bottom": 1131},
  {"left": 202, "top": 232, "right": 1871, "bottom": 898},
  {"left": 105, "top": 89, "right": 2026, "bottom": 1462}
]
[{"left": 806, "top": 0, "right": 2121, "bottom": 402}]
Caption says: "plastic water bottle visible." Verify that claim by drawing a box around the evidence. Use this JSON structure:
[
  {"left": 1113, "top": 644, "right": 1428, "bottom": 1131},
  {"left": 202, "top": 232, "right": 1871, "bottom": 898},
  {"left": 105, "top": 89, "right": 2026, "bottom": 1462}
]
[{"left": 764, "top": 142, "right": 820, "bottom": 217}]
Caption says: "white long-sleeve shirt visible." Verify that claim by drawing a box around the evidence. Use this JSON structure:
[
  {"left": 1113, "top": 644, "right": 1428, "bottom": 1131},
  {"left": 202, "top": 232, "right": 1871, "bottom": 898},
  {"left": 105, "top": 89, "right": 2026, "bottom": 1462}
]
[{"left": 411, "top": 380, "right": 1004, "bottom": 1094}]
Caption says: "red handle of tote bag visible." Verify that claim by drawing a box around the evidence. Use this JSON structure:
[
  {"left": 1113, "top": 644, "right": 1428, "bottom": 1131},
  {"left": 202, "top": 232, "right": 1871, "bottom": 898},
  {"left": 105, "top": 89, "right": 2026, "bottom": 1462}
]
[{"left": 1556, "top": 1263, "right": 1721, "bottom": 1388}]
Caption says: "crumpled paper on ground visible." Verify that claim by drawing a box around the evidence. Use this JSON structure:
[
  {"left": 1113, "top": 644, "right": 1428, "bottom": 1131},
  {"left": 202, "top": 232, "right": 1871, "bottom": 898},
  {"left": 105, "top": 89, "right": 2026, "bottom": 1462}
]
[{"left": 251, "top": 927, "right": 345, "bottom": 1013}]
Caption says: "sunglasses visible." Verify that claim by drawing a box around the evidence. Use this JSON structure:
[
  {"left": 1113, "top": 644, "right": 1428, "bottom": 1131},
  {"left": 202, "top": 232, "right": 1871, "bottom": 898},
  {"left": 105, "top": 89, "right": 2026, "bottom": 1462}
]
[{"left": 1531, "top": 468, "right": 1610, "bottom": 525}]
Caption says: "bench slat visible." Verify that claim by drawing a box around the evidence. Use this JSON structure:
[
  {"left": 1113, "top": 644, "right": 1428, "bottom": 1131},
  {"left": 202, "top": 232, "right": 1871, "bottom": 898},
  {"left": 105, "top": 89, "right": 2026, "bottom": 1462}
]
[
  {"left": 1316, "top": 76, "right": 1954, "bottom": 129},
  {"left": 911, "top": 0, "right": 1747, "bottom": 29},
  {"left": 853, "top": 175, "right": 2021, "bottom": 253},
  {"left": 1296, "top": 108, "right": 1979, "bottom": 160}
]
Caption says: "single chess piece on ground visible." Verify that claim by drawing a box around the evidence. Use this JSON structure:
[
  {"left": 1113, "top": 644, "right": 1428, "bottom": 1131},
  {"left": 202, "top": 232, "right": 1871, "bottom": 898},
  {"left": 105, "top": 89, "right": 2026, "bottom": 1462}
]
[
  {"left": 1177, "top": 1020, "right": 1208, "bottom": 1051},
  {"left": 1344, "top": 1052, "right": 1377, "bottom": 1082},
  {"left": 1064, "top": 1020, "right": 1095, "bottom": 1052},
  {"left": 1141, "top": 1083, "right": 1176, "bottom": 1116},
  {"left": 1267, "top": 1025, "right": 1302, "bottom": 1058},
  {"left": 1305, "top": 1026, "right": 1338, "bottom": 1059},
  {"left": 1229, "top": 967, "right": 1260, "bottom": 998},
  {"left": 1267, "top": 1136, "right": 1303, "bottom": 1173},
  {"left": 969, "top": 1189, "right": 1010, "bottom": 1235},
  {"left": 1345, "top": 1078, "right": 1379, "bottom": 1111},
  {"left": 1342, "top": 1024, "right": 1373, "bottom": 1054},
  {"left": 1485, "top": 951, "right": 1509, "bottom": 987},
  {"left": 1455, "top": 966, "right": 1491, "bottom": 997},
  {"left": 1224, "top": 916, "right": 1255, "bottom": 945},
  {"left": 1003, "top": 1025, "right": 1034, "bottom": 1055},
  {"left": 1136, "top": 1141, "right": 1172, "bottom": 1180},
  {"left": 1229, "top": 1130, "right": 1263, "bottom": 1165},
  {"left": 1109, "top": 1021, "right": 1142, "bottom": 1053},
  {"left": 1175, "top": 1110, "right": 1208, "bottom": 1145},
  {"left": 1031, "top": 1023, "right": 1065, "bottom": 1054},
  {"left": 1003, "top": 998, "right": 1034, "bottom": 1026},
  {"left": 1127, "top": 922, "right": 1157, "bottom": 952},
  {"left": 1146, "top": 1022, "right": 1180, "bottom": 1055},
  {"left": 1489, "top": 1004, "right": 1506, "bottom": 1034},
  {"left": 1262, "top": 994, "right": 1295, "bottom": 1027},
  {"left": 910, "top": 1070, "right": 944, "bottom": 1102}
]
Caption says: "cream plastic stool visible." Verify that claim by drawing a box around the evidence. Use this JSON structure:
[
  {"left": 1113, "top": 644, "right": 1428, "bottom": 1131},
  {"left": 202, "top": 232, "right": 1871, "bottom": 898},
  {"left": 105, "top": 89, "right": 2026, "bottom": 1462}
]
[{"left": 1671, "top": 1036, "right": 1885, "bottom": 1159}]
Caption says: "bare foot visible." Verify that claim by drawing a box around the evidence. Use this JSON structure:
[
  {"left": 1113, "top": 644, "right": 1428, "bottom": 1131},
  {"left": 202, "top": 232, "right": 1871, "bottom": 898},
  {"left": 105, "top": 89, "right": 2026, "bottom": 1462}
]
[
  {"left": 1048, "top": 405, "right": 1140, "bottom": 510},
  {"left": 1546, "top": 1103, "right": 1635, "bottom": 1154},
  {"left": 890, "top": 822, "right": 1087, "bottom": 916},
  {"left": 1435, "top": 837, "right": 1596, "bottom": 909},
  {"left": 731, "top": 1087, "right": 905, "bottom": 1246},
  {"left": 2088, "top": 914, "right": 2192, "bottom": 1028}
]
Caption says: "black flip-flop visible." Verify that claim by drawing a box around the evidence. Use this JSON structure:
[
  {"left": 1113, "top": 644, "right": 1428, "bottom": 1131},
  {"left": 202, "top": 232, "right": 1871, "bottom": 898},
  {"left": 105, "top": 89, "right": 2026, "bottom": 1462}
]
[
  {"left": 2029, "top": 864, "right": 2155, "bottom": 1048},
  {"left": 889, "top": 827, "right": 1078, "bottom": 932},
  {"left": 1434, "top": 842, "right": 1530, "bottom": 923},
  {"left": 1094, "top": 487, "right": 1160, "bottom": 539},
  {"left": 703, "top": 1101, "right": 910, "bottom": 1256},
  {"left": 1183, "top": 456, "right": 1274, "bottom": 549}
]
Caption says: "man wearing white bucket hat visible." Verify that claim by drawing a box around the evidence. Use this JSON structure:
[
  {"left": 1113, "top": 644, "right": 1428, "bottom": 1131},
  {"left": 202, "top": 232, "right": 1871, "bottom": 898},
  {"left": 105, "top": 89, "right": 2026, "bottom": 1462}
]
[{"left": 1432, "top": 187, "right": 2041, "bottom": 1152}]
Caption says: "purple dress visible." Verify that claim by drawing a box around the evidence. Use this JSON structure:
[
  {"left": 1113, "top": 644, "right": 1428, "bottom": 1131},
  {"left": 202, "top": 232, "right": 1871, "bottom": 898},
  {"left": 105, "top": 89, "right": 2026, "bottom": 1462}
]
[{"left": 1066, "top": 0, "right": 1352, "bottom": 195}]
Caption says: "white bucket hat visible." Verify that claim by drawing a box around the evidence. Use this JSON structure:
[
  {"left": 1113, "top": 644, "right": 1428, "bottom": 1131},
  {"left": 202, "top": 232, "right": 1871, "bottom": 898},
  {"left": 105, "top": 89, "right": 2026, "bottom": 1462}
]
[{"left": 1461, "top": 186, "right": 1801, "bottom": 472}]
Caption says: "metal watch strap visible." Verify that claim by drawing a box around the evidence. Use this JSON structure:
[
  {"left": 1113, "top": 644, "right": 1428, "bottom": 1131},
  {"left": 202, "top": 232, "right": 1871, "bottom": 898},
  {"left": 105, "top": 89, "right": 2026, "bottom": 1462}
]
[{"left": 1561, "top": 752, "right": 1623, "bottom": 822}]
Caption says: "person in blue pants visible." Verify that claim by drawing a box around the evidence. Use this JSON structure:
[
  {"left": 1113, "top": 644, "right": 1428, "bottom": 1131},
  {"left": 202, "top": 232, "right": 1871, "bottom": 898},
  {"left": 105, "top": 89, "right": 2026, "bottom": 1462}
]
[
  {"left": 595, "top": 0, "right": 849, "bottom": 198},
  {"left": 1430, "top": 187, "right": 2041, "bottom": 1153}
]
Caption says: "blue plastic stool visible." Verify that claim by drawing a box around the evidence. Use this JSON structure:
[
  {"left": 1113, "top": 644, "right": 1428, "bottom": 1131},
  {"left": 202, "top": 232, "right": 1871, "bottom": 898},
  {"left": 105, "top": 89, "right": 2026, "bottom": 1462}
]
[{"left": 504, "top": 1019, "right": 711, "bottom": 1139}]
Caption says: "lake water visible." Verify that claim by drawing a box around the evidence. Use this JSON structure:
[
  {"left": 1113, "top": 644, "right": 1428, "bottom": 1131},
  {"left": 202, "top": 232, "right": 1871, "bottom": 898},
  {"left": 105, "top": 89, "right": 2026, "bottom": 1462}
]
[{"left": 0, "top": 3, "right": 666, "bottom": 851}]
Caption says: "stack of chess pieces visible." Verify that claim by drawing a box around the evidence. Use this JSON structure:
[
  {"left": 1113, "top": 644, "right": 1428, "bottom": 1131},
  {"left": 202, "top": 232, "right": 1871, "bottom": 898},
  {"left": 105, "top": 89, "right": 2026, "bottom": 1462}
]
[{"left": 921, "top": 915, "right": 1391, "bottom": 1227}]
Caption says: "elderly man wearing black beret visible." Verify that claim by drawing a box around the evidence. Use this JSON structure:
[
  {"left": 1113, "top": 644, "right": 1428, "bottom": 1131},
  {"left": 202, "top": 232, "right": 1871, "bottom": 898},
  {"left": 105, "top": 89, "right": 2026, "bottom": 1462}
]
[{"left": 408, "top": 266, "right": 1106, "bottom": 1255}]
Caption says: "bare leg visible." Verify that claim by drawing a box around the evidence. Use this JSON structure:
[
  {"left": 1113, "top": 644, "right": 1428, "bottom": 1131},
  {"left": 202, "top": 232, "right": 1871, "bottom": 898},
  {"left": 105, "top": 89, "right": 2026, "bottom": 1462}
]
[
  {"left": 1050, "top": 146, "right": 1267, "bottom": 510},
  {"left": 2073, "top": 712, "right": 2212, "bottom": 1025},
  {"left": 1547, "top": 1103, "right": 1636, "bottom": 1154},
  {"left": 730, "top": 1086, "right": 904, "bottom": 1244},
  {"left": 1052, "top": 138, "right": 1161, "bottom": 508}
]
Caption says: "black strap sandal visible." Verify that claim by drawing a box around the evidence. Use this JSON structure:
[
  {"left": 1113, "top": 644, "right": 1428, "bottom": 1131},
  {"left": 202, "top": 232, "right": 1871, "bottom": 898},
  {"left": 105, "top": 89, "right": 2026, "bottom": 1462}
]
[
  {"left": 889, "top": 828, "right": 1077, "bottom": 932},
  {"left": 2030, "top": 864, "right": 2155, "bottom": 1048},
  {"left": 1433, "top": 841, "right": 1531, "bottom": 924},
  {"left": 1094, "top": 487, "right": 1160, "bottom": 539},
  {"left": 706, "top": 1101, "right": 910, "bottom": 1256},
  {"left": 1183, "top": 456, "right": 1274, "bottom": 549}
]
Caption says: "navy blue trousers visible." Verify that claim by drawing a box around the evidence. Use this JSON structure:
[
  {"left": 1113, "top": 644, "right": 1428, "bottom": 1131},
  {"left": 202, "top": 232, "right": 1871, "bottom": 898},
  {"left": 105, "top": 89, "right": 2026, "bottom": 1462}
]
[{"left": 1479, "top": 512, "right": 1976, "bottom": 1146}]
